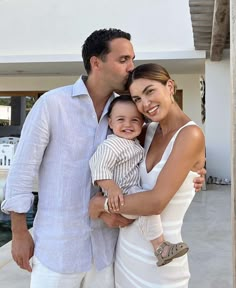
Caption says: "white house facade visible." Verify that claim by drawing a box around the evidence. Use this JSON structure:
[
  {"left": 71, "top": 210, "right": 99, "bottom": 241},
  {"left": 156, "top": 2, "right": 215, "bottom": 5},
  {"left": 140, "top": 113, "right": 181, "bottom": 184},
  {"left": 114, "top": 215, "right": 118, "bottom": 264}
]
[{"left": 0, "top": 0, "right": 231, "bottom": 180}]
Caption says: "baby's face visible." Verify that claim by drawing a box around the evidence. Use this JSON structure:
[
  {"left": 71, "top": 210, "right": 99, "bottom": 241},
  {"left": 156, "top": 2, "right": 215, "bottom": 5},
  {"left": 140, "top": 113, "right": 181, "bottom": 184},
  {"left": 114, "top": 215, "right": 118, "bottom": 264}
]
[{"left": 108, "top": 101, "right": 144, "bottom": 140}]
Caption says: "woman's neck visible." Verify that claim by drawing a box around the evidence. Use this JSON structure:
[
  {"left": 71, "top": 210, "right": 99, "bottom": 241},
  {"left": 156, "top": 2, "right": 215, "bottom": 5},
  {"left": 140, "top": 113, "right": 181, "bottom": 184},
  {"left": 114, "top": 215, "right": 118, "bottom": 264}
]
[{"left": 158, "top": 104, "right": 190, "bottom": 136}]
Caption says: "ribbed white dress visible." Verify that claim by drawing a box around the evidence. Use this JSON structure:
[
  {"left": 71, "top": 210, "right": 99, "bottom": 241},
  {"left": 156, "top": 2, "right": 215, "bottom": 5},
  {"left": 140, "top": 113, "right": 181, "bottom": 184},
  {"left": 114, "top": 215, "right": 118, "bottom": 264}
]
[{"left": 115, "top": 121, "right": 198, "bottom": 288}]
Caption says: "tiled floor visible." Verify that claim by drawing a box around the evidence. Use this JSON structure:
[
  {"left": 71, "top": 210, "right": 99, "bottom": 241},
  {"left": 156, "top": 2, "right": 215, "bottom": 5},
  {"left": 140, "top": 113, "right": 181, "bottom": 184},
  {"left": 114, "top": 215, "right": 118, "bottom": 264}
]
[
  {"left": 0, "top": 184, "right": 233, "bottom": 287},
  {"left": 183, "top": 184, "right": 232, "bottom": 288}
]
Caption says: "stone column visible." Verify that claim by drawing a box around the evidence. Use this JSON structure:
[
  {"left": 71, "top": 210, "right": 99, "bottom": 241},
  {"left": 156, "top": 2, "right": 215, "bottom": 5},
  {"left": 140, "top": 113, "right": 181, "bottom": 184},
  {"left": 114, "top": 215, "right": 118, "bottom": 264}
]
[{"left": 231, "top": 0, "right": 236, "bottom": 286}]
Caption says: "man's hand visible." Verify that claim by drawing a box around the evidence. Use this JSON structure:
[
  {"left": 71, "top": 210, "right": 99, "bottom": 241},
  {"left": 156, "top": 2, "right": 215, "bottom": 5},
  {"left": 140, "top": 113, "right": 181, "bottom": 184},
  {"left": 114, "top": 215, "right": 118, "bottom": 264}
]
[
  {"left": 89, "top": 192, "right": 105, "bottom": 219},
  {"left": 99, "top": 212, "right": 134, "bottom": 228},
  {"left": 10, "top": 212, "right": 34, "bottom": 272},
  {"left": 194, "top": 167, "right": 207, "bottom": 192},
  {"left": 12, "top": 230, "right": 34, "bottom": 272}
]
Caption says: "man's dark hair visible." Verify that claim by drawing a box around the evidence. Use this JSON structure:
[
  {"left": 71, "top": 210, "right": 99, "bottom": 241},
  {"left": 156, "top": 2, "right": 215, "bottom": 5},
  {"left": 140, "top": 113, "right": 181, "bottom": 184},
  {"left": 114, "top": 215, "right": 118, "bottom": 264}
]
[{"left": 82, "top": 28, "right": 131, "bottom": 74}]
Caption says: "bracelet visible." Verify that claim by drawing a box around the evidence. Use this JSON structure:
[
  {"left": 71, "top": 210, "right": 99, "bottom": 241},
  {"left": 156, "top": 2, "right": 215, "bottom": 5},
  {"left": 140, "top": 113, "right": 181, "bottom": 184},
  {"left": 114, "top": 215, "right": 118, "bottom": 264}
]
[{"left": 104, "top": 198, "right": 111, "bottom": 214}]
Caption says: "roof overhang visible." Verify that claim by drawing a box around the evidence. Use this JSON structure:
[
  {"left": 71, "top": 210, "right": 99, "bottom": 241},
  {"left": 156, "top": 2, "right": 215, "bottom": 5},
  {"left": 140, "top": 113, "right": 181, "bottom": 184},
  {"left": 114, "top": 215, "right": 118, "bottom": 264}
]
[
  {"left": 189, "top": 0, "right": 230, "bottom": 61},
  {"left": 0, "top": 50, "right": 206, "bottom": 77}
]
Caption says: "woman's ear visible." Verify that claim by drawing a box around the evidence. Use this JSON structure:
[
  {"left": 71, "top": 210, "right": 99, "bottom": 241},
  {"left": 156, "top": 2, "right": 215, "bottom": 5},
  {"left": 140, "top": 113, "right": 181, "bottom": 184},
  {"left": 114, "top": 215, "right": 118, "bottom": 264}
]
[{"left": 166, "top": 79, "right": 175, "bottom": 95}]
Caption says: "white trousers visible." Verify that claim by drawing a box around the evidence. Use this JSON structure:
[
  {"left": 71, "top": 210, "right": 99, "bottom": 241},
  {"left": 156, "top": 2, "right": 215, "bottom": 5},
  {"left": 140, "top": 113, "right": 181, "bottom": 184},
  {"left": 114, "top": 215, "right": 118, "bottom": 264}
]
[{"left": 30, "top": 256, "right": 115, "bottom": 288}]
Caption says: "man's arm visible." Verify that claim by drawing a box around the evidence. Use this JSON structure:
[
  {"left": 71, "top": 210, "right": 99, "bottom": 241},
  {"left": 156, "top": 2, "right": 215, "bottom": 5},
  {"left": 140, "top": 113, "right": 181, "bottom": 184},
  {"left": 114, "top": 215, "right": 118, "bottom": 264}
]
[
  {"left": 1, "top": 95, "right": 50, "bottom": 215},
  {"left": 1, "top": 96, "right": 50, "bottom": 270},
  {"left": 11, "top": 212, "right": 34, "bottom": 272},
  {"left": 99, "top": 212, "right": 134, "bottom": 228}
]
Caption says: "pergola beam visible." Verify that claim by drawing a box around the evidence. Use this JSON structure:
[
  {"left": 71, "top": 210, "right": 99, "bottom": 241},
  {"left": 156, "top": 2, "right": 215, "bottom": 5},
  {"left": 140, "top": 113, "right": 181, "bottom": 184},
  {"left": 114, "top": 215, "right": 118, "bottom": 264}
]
[{"left": 210, "top": 0, "right": 230, "bottom": 61}]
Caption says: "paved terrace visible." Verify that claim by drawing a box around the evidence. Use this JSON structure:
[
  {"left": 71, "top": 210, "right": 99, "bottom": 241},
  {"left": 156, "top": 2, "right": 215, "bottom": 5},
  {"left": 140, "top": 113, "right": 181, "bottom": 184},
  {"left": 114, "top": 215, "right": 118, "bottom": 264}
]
[{"left": 0, "top": 184, "right": 232, "bottom": 288}]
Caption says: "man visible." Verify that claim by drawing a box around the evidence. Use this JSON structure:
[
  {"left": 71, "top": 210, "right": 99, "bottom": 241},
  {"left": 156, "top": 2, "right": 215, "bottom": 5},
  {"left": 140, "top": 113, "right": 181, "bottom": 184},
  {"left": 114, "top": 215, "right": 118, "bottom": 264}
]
[{"left": 1, "top": 28, "right": 205, "bottom": 287}]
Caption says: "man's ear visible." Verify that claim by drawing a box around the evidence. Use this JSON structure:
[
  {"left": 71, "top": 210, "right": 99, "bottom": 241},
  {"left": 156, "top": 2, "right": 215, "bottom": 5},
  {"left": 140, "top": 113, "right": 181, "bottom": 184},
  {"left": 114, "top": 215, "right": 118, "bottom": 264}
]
[{"left": 90, "top": 56, "right": 101, "bottom": 71}]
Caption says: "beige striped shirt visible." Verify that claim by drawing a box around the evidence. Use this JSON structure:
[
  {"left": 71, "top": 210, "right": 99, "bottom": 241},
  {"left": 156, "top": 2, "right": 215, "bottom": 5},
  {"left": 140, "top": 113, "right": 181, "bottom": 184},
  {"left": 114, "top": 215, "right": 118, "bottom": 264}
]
[{"left": 89, "top": 134, "right": 144, "bottom": 194}]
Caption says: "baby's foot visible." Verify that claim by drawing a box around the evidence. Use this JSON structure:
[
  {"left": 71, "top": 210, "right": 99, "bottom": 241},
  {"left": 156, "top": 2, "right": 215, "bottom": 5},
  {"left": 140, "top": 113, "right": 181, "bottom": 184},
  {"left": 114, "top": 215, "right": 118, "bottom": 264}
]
[{"left": 154, "top": 241, "right": 189, "bottom": 267}]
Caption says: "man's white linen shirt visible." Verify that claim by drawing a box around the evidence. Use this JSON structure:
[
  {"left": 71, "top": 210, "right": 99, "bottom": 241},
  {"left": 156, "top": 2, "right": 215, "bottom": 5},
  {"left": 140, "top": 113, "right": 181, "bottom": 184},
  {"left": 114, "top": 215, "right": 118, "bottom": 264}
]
[{"left": 1, "top": 76, "right": 119, "bottom": 273}]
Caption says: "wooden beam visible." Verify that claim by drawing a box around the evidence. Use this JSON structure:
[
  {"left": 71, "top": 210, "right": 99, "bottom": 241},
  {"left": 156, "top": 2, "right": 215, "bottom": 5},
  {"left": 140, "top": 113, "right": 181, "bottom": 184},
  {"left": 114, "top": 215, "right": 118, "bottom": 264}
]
[
  {"left": 192, "top": 21, "right": 214, "bottom": 27},
  {"left": 193, "top": 26, "right": 213, "bottom": 33},
  {"left": 195, "top": 43, "right": 211, "bottom": 49},
  {"left": 190, "top": 6, "right": 214, "bottom": 13},
  {"left": 191, "top": 13, "right": 213, "bottom": 21},
  {"left": 194, "top": 34, "right": 212, "bottom": 39},
  {"left": 231, "top": 0, "right": 236, "bottom": 286},
  {"left": 194, "top": 33, "right": 212, "bottom": 38},
  {"left": 210, "top": 0, "right": 230, "bottom": 61},
  {"left": 189, "top": 0, "right": 214, "bottom": 7}
]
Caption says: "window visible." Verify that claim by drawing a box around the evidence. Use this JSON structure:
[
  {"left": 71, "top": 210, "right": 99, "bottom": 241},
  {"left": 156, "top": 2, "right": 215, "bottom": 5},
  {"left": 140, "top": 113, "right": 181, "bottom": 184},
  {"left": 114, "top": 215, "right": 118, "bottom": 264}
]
[
  {"left": 0, "top": 96, "right": 11, "bottom": 126},
  {"left": 0, "top": 91, "right": 46, "bottom": 137}
]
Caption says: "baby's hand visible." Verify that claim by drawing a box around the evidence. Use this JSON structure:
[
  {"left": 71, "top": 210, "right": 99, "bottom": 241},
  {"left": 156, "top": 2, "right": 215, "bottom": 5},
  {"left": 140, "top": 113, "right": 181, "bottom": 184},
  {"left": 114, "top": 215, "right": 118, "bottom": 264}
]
[{"left": 108, "top": 193, "right": 124, "bottom": 212}]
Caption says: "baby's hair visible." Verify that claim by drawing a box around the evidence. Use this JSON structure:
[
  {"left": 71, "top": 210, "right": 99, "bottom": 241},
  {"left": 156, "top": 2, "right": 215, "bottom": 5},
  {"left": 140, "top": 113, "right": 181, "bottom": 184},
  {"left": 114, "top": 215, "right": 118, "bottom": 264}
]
[{"left": 108, "top": 95, "right": 137, "bottom": 117}]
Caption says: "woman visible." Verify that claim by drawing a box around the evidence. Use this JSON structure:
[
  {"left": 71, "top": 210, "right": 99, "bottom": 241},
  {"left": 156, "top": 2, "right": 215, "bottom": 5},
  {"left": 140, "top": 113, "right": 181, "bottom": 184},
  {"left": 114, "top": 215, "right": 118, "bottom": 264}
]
[{"left": 90, "top": 63, "right": 205, "bottom": 287}]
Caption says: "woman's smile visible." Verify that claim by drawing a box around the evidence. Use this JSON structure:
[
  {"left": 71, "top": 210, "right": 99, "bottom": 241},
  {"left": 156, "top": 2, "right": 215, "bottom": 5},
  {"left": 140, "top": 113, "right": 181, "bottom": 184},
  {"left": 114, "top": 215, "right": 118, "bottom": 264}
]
[{"left": 147, "top": 105, "right": 160, "bottom": 115}]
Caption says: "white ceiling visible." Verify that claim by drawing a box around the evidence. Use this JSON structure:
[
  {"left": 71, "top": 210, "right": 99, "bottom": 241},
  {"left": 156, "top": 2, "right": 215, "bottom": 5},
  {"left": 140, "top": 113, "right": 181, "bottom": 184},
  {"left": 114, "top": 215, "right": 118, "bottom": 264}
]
[{"left": 0, "top": 58, "right": 205, "bottom": 77}]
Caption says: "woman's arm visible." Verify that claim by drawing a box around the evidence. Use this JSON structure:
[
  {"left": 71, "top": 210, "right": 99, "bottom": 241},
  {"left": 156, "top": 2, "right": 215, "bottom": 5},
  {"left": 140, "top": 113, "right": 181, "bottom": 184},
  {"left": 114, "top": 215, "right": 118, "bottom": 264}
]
[{"left": 90, "top": 125, "right": 205, "bottom": 218}]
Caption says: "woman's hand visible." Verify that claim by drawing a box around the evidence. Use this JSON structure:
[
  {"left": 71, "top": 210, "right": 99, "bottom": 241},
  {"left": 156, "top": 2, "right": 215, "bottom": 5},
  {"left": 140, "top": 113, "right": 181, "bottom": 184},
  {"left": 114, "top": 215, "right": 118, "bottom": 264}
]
[{"left": 194, "top": 167, "right": 206, "bottom": 192}]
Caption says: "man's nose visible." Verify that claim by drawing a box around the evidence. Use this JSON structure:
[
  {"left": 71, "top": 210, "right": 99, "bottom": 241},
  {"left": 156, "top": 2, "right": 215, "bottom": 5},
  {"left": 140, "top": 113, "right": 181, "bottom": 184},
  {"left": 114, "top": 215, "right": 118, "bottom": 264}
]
[{"left": 127, "top": 60, "right": 135, "bottom": 72}]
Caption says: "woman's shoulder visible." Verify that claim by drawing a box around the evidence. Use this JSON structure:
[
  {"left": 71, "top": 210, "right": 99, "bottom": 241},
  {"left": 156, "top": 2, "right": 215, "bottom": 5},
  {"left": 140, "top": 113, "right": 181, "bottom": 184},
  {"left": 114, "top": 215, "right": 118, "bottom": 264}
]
[
  {"left": 176, "top": 122, "right": 205, "bottom": 149},
  {"left": 179, "top": 122, "right": 204, "bottom": 138}
]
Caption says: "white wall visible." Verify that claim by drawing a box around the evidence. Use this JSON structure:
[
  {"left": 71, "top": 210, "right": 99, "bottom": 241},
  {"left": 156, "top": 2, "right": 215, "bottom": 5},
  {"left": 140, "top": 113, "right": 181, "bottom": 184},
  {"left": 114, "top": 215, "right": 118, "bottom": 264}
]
[
  {"left": 0, "top": 0, "right": 230, "bottom": 181},
  {"left": 173, "top": 74, "right": 204, "bottom": 130},
  {"left": 0, "top": 75, "right": 203, "bottom": 125},
  {"left": 0, "top": 76, "right": 77, "bottom": 91},
  {"left": 0, "top": 67, "right": 231, "bottom": 183},
  {"left": 0, "top": 0, "right": 194, "bottom": 57},
  {"left": 0, "top": 73, "right": 203, "bottom": 132},
  {"left": 205, "top": 54, "right": 231, "bottom": 180}
]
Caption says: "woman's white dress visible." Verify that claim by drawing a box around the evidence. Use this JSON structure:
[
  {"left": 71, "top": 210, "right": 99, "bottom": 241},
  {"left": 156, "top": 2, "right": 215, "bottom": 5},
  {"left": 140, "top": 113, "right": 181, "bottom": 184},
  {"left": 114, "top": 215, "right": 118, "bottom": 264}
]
[{"left": 115, "top": 121, "right": 198, "bottom": 288}]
